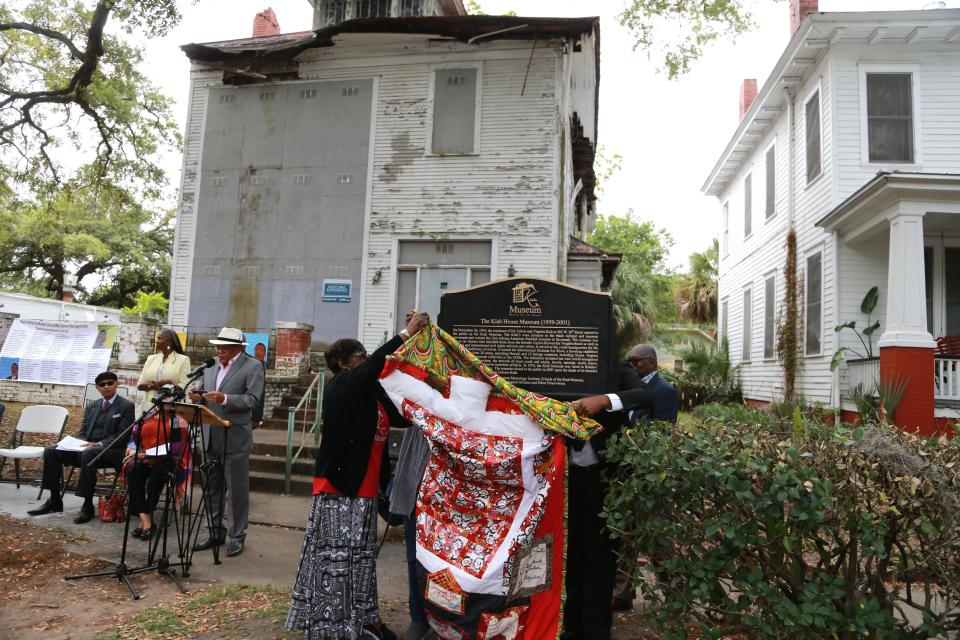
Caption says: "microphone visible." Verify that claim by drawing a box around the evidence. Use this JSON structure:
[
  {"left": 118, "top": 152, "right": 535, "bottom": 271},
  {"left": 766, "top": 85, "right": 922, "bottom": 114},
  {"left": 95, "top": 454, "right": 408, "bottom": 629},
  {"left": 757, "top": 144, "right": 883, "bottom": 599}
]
[{"left": 187, "top": 357, "right": 216, "bottom": 378}]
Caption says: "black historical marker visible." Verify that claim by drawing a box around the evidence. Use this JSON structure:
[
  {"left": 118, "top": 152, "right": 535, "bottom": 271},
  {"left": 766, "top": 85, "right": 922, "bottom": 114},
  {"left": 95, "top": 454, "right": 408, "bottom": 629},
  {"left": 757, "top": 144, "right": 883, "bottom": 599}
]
[{"left": 438, "top": 277, "right": 617, "bottom": 399}]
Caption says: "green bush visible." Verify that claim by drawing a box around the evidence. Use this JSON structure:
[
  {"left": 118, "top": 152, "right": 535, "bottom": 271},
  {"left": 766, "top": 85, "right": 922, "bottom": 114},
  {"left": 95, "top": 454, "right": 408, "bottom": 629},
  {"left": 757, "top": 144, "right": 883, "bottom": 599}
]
[
  {"left": 672, "top": 340, "right": 741, "bottom": 409},
  {"left": 691, "top": 402, "right": 774, "bottom": 428},
  {"left": 602, "top": 418, "right": 960, "bottom": 639}
]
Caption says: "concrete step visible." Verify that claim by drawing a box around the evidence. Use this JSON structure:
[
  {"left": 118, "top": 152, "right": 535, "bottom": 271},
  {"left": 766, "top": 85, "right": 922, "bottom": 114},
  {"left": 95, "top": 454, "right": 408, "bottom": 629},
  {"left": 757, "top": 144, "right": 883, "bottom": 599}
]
[
  {"left": 249, "top": 469, "right": 314, "bottom": 496},
  {"left": 250, "top": 453, "right": 313, "bottom": 476},
  {"left": 252, "top": 429, "right": 319, "bottom": 458}
]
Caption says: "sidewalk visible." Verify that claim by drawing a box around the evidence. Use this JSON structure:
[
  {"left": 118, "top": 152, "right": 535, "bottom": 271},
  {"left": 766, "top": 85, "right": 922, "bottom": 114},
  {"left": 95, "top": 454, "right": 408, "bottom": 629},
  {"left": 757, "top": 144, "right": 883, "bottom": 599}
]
[{"left": 0, "top": 484, "right": 406, "bottom": 599}]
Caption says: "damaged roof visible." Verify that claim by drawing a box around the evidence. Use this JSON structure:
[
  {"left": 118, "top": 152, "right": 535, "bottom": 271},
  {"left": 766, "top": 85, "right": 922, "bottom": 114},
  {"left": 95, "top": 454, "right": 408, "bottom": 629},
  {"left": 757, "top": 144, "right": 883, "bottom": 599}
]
[{"left": 182, "top": 15, "right": 600, "bottom": 62}]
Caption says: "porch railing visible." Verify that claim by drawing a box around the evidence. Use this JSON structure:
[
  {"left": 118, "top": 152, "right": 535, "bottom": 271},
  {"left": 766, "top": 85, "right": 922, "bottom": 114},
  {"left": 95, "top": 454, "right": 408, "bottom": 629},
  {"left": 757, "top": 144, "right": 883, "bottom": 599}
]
[
  {"left": 846, "top": 357, "right": 880, "bottom": 395},
  {"left": 284, "top": 371, "right": 325, "bottom": 494},
  {"left": 935, "top": 357, "right": 960, "bottom": 402}
]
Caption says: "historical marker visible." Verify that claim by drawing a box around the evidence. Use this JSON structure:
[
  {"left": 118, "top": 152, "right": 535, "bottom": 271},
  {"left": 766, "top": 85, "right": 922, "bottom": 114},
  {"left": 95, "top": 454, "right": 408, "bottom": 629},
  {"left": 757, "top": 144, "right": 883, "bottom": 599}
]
[{"left": 438, "top": 277, "right": 616, "bottom": 399}]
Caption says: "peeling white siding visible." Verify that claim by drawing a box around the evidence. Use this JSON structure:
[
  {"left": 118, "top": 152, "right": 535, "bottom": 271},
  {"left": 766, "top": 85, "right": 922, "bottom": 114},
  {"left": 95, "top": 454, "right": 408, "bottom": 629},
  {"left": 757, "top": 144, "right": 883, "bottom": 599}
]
[{"left": 170, "top": 34, "right": 596, "bottom": 346}]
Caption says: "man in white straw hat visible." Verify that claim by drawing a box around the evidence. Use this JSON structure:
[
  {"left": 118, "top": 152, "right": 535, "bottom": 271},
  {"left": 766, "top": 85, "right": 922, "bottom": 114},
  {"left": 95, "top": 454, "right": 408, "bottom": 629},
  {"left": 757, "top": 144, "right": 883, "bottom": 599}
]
[{"left": 190, "top": 327, "right": 265, "bottom": 558}]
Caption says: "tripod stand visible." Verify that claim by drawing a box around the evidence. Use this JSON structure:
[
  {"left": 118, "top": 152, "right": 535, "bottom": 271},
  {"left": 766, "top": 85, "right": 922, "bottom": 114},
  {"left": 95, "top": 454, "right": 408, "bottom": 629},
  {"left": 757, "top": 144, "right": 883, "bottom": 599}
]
[{"left": 64, "top": 396, "right": 231, "bottom": 599}]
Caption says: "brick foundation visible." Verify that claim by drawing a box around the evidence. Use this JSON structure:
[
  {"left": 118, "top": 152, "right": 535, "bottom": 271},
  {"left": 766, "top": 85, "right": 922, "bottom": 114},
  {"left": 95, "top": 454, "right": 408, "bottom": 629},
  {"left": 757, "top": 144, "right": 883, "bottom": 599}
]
[{"left": 879, "top": 346, "right": 936, "bottom": 435}]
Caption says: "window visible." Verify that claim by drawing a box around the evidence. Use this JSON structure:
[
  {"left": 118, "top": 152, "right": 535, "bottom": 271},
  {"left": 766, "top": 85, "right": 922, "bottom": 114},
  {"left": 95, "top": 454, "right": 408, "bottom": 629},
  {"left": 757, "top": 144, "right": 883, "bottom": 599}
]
[
  {"left": 765, "top": 145, "right": 776, "bottom": 218},
  {"left": 722, "top": 202, "right": 729, "bottom": 256},
  {"left": 323, "top": 0, "right": 346, "bottom": 25},
  {"left": 395, "top": 241, "right": 492, "bottom": 331},
  {"left": 742, "top": 288, "right": 752, "bottom": 362},
  {"left": 805, "top": 252, "right": 822, "bottom": 355},
  {"left": 925, "top": 246, "right": 934, "bottom": 336},
  {"left": 431, "top": 68, "right": 479, "bottom": 155},
  {"left": 743, "top": 173, "right": 752, "bottom": 238},
  {"left": 399, "top": 0, "right": 423, "bottom": 15},
  {"left": 805, "top": 91, "right": 821, "bottom": 183},
  {"left": 866, "top": 73, "right": 914, "bottom": 163},
  {"left": 947, "top": 248, "right": 960, "bottom": 336},
  {"left": 354, "top": 0, "right": 391, "bottom": 17},
  {"left": 763, "top": 275, "right": 776, "bottom": 359},
  {"left": 720, "top": 299, "right": 729, "bottom": 345}
]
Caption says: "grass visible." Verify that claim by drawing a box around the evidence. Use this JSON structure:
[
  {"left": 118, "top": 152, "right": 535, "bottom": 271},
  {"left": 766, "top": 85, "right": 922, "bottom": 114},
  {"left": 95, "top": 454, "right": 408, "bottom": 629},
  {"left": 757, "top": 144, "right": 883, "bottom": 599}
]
[{"left": 93, "top": 583, "right": 295, "bottom": 640}]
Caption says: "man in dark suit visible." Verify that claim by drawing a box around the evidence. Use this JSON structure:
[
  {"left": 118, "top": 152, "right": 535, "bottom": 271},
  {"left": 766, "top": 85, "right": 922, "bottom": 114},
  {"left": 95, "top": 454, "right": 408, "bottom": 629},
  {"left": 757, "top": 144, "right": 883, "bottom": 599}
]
[
  {"left": 561, "top": 351, "right": 656, "bottom": 640},
  {"left": 190, "top": 327, "right": 265, "bottom": 558},
  {"left": 28, "top": 371, "right": 135, "bottom": 523}
]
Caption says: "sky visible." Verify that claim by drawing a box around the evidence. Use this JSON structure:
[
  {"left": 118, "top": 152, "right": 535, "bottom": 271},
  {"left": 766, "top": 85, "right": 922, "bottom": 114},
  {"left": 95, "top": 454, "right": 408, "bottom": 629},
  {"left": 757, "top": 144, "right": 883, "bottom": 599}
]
[{"left": 142, "top": 0, "right": 940, "bottom": 270}]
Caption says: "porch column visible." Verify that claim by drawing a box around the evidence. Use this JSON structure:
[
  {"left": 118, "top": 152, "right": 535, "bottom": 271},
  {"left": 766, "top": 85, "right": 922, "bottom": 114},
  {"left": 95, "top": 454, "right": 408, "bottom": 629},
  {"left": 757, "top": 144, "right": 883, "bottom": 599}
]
[{"left": 878, "top": 207, "right": 936, "bottom": 434}]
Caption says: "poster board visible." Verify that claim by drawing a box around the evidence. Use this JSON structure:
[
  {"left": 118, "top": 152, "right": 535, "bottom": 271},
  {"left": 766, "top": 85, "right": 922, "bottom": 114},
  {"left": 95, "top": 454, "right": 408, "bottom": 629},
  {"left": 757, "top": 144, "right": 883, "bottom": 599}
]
[
  {"left": 244, "top": 332, "right": 269, "bottom": 365},
  {"left": 0, "top": 319, "right": 119, "bottom": 385}
]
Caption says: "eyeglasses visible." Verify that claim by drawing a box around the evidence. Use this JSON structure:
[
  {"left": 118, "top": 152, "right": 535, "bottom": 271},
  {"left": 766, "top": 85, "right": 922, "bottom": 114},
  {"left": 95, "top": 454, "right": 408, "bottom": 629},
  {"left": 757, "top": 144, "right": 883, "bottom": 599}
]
[
  {"left": 350, "top": 351, "right": 367, "bottom": 360},
  {"left": 627, "top": 357, "right": 652, "bottom": 364},
  {"left": 97, "top": 380, "right": 116, "bottom": 387}
]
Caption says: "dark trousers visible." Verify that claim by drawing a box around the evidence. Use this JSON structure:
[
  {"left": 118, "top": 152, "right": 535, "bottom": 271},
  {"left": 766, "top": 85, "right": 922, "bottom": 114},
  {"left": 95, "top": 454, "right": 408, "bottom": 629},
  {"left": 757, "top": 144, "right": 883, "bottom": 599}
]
[
  {"left": 564, "top": 464, "right": 616, "bottom": 640},
  {"left": 404, "top": 514, "right": 427, "bottom": 624},
  {"left": 126, "top": 457, "right": 172, "bottom": 516},
  {"left": 40, "top": 445, "right": 124, "bottom": 502}
]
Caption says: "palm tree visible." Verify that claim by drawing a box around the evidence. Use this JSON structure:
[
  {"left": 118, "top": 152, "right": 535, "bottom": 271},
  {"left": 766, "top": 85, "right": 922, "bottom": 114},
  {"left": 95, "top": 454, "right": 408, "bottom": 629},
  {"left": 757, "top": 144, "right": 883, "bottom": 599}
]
[
  {"left": 610, "top": 259, "right": 654, "bottom": 351},
  {"left": 674, "top": 239, "right": 718, "bottom": 324}
]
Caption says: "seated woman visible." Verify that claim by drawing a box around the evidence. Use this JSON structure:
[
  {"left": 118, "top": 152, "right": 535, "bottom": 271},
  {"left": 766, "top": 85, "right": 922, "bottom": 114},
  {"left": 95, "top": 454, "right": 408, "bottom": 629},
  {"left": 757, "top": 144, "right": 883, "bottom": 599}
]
[{"left": 124, "top": 409, "right": 190, "bottom": 540}]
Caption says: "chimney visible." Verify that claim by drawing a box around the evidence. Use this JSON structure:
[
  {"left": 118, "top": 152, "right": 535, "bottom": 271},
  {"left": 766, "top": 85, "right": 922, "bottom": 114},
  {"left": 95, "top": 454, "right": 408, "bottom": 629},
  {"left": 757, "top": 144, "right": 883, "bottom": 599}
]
[
  {"left": 253, "top": 7, "right": 280, "bottom": 37},
  {"left": 61, "top": 276, "right": 77, "bottom": 303},
  {"left": 790, "top": 0, "right": 818, "bottom": 36},
  {"left": 739, "top": 79, "right": 758, "bottom": 121}
]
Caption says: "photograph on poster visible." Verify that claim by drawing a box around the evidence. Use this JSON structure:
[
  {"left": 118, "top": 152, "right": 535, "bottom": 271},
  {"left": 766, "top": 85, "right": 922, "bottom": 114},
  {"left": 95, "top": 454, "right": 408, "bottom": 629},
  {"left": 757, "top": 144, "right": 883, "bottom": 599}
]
[
  {"left": 1, "top": 357, "right": 19, "bottom": 380},
  {"left": 245, "top": 332, "right": 269, "bottom": 364}
]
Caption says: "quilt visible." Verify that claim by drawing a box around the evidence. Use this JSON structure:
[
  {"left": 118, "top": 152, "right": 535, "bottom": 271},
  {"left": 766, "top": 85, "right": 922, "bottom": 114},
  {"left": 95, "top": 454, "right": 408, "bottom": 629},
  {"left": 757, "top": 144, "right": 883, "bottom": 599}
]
[{"left": 380, "top": 323, "right": 600, "bottom": 640}]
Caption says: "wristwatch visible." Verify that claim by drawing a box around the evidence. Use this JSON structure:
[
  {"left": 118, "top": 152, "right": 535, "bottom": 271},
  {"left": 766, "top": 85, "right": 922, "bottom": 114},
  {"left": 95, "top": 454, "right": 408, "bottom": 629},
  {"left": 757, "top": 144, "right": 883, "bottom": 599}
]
[{"left": 400, "top": 329, "right": 411, "bottom": 340}]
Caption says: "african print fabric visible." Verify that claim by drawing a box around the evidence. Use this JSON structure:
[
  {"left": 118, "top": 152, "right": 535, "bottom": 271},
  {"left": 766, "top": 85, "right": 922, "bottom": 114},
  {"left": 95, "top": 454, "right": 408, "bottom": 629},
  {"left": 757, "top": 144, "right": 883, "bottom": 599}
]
[
  {"left": 380, "top": 323, "right": 600, "bottom": 640},
  {"left": 285, "top": 494, "right": 381, "bottom": 640}
]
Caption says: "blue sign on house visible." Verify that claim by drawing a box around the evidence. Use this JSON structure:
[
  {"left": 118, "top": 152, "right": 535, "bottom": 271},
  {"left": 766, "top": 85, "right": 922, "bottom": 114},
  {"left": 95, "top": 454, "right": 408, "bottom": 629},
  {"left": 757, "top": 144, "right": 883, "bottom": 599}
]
[{"left": 322, "top": 279, "right": 352, "bottom": 303}]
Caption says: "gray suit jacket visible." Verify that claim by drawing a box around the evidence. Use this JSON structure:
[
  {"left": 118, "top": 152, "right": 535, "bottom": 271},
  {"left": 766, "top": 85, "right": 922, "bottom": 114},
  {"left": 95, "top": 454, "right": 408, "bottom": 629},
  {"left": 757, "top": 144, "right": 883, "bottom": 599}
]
[{"left": 199, "top": 352, "right": 265, "bottom": 455}]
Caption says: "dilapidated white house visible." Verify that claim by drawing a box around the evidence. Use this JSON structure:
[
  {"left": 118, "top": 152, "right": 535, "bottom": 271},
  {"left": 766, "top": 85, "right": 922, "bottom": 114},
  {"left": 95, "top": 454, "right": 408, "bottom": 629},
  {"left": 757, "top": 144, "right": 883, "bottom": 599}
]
[
  {"left": 704, "top": 0, "right": 960, "bottom": 433},
  {"left": 168, "top": 1, "right": 607, "bottom": 346}
]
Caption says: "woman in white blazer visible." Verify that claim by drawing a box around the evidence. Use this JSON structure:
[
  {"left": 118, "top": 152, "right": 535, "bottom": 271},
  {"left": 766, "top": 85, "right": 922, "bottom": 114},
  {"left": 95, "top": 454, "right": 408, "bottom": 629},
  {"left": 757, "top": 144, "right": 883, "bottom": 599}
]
[{"left": 136, "top": 329, "right": 191, "bottom": 415}]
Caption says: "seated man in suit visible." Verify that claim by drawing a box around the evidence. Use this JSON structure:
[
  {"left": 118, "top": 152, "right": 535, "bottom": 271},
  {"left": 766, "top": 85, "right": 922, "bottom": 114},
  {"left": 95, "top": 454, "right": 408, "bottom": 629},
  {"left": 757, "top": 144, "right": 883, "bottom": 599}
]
[{"left": 28, "top": 371, "right": 136, "bottom": 523}]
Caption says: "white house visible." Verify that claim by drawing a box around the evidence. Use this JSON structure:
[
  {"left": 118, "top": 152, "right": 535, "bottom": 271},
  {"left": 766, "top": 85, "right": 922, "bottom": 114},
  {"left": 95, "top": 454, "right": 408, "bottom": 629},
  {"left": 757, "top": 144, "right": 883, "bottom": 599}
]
[
  {"left": 168, "top": 1, "right": 607, "bottom": 347},
  {"left": 703, "top": 0, "right": 960, "bottom": 433}
]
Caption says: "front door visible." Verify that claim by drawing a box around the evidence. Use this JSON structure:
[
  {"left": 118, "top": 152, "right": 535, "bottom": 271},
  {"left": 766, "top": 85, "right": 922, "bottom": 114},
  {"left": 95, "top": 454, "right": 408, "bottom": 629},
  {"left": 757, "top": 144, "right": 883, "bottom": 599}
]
[{"left": 418, "top": 268, "right": 468, "bottom": 323}]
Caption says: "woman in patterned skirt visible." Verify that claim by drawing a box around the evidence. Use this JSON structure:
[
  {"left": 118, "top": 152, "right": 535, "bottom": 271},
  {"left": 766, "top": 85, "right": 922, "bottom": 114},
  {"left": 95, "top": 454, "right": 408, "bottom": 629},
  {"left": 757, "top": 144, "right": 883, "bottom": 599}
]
[{"left": 286, "top": 312, "right": 430, "bottom": 640}]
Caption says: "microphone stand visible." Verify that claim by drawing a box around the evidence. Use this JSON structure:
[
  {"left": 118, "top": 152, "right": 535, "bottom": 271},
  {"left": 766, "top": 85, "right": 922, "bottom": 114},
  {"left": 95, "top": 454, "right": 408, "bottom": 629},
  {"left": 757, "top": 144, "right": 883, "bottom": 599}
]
[{"left": 64, "top": 402, "right": 160, "bottom": 599}]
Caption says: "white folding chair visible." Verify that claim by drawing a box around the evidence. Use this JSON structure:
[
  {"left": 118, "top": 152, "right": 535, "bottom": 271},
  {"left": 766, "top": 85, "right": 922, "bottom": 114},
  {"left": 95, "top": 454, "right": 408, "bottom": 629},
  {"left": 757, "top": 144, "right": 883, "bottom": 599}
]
[{"left": 0, "top": 405, "right": 70, "bottom": 497}]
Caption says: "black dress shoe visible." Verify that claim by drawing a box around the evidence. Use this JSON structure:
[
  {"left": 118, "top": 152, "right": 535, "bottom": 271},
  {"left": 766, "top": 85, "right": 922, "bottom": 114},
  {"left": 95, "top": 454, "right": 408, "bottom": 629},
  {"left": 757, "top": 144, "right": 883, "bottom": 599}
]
[
  {"left": 141, "top": 524, "right": 157, "bottom": 541},
  {"left": 27, "top": 500, "right": 63, "bottom": 516},
  {"left": 131, "top": 527, "right": 144, "bottom": 539},
  {"left": 226, "top": 538, "right": 245, "bottom": 557},
  {"left": 73, "top": 507, "right": 95, "bottom": 524},
  {"left": 192, "top": 535, "right": 225, "bottom": 552}
]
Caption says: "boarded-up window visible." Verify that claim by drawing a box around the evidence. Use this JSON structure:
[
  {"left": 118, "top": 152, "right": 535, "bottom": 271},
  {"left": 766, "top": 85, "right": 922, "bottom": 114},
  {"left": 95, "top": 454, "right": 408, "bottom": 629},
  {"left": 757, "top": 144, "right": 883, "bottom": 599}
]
[
  {"left": 742, "top": 288, "right": 752, "bottom": 362},
  {"left": 764, "top": 275, "right": 775, "bottom": 359},
  {"left": 744, "top": 173, "right": 752, "bottom": 238},
  {"left": 867, "top": 73, "right": 914, "bottom": 163},
  {"left": 806, "top": 252, "right": 822, "bottom": 355},
  {"left": 396, "top": 240, "right": 492, "bottom": 332},
  {"left": 354, "top": 0, "right": 391, "bottom": 17},
  {"left": 765, "top": 145, "right": 776, "bottom": 218},
  {"left": 432, "top": 68, "right": 478, "bottom": 155},
  {"left": 806, "top": 91, "right": 821, "bottom": 183}
]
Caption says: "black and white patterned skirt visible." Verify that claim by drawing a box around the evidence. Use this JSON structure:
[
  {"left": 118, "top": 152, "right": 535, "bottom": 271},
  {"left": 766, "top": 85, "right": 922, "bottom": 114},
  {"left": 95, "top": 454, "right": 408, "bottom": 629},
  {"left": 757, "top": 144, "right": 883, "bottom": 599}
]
[{"left": 285, "top": 493, "right": 381, "bottom": 639}]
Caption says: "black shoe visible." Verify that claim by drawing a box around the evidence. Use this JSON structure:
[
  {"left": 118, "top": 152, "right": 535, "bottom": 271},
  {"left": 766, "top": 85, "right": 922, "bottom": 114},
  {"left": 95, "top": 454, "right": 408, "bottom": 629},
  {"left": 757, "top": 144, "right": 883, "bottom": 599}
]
[
  {"left": 131, "top": 527, "right": 144, "bottom": 539},
  {"left": 27, "top": 499, "right": 63, "bottom": 516},
  {"left": 73, "top": 506, "right": 95, "bottom": 524},
  {"left": 226, "top": 538, "right": 245, "bottom": 557},
  {"left": 140, "top": 524, "right": 157, "bottom": 541},
  {"left": 192, "top": 534, "right": 225, "bottom": 552}
]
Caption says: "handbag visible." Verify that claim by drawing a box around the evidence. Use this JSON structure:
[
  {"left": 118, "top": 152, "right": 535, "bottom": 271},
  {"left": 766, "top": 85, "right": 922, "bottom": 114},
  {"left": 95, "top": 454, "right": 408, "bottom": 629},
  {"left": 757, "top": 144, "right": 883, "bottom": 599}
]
[{"left": 97, "top": 492, "right": 128, "bottom": 523}]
